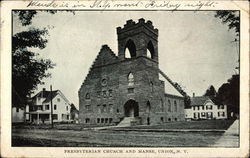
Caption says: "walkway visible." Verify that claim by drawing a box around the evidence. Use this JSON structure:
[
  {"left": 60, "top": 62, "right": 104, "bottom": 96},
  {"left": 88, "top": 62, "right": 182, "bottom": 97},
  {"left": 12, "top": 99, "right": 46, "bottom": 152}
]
[{"left": 212, "top": 119, "right": 239, "bottom": 147}]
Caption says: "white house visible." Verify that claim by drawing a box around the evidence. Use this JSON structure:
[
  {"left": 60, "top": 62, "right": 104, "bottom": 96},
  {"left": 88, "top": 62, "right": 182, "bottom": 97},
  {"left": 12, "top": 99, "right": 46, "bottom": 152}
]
[
  {"left": 27, "top": 88, "right": 71, "bottom": 124},
  {"left": 185, "top": 96, "right": 227, "bottom": 120}
]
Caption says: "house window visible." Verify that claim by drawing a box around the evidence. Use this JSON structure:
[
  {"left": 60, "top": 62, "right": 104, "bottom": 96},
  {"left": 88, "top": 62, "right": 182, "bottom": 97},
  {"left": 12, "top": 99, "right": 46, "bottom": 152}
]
[
  {"left": 207, "top": 112, "right": 213, "bottom": 119},
  {"left": 54, "top": 104, "right": 57, "bottom": 110},
  {"left": 193, "top": 106, "right": 195, "bottom": 110},
  {"left": 128, "top": 73, "right": 134, "bottom": 86},
  {"left": 202, "top": 106, "right": 204, "bottom": 110},
  {"left": 52, "top": 114, "right": 58, "bottom": 120},
  {"left": 101, "top": 118, "right": 104, "bottom": 123},
  {"left": 206, "top": 105, "right": 212, "bottom": 110},
  {"left": 85, "top": 93, "right": 90, "bottom": 99},
  {"left": 67, "top": 115, "right": 69, "bottom": 120},
  {"left": 197, "top": 113, "right": 200, "bottom": 119},
  {"left": 222, "top": 112, "right": 225, "bottom": 116},
  {"left": 174, "top": 118, "right": 177, "bottom": 121},
  {"left": 168, "top": 118, "right": 171, "bottom": 121},
  {"left": 168, "top": 100, "right": 171, "bottom": 112},
  {"left": 66, "top": 106, "right": 68, "bottom": 111},
  {"left": 57, "top": 98, "right": 60, "bottom": 102},
  {"left": 174, "top": 100, "right": 177, "bottom": 112},
  {"left": 16, "top": 108, "right": 19, "bottom": 112},
  {"left": 218, "top": 105, "right": 224, "bottom": 109},
  {"left": 97, "top": 118, "right": 100, "bottom": 123},
  {"left": 218, "top": 112, "right": 220, "bottom": 117},
  {"left": 45, "top": 104, "right": 50, "bottom": 110},
  {"left": 128, "top": 88, "right": 134, "bottom": 93},
  {"left": 117, "top": 109, "right": 120, "bottom": 113},
  {"left": 160, "top": 117, "right": 164, "bottom": 122},
  {"left": 201, "top": 112, "right": 205, "bottom": 117},
  {"left": 109, "top": 90, "right": 113, "bottom": 97},
  {"left": 197, "top": 106, "right": 200, "bottom": 110}
]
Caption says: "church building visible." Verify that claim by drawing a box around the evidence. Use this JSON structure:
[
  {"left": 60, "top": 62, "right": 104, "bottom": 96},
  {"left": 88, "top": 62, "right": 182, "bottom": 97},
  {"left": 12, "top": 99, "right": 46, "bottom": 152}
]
[{"left": 79, "top": 18, "right": 185, "bottom": 126}]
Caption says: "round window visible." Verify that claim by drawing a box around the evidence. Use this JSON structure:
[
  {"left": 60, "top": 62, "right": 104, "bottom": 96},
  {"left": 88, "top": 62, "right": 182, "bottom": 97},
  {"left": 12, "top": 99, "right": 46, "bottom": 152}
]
[{"left": 101, "top": 79, "right": 107, "bottom": 86}]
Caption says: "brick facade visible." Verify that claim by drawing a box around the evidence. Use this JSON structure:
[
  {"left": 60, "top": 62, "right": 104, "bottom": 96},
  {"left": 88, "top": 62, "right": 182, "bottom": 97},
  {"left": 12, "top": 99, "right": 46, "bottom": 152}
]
[{"left": 79, "top": 18, "right": 185, "bottom": 126}]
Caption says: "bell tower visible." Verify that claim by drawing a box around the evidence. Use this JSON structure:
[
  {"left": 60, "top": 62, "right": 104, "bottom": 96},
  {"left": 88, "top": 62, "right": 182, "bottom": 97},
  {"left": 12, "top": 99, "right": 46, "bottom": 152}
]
[{"left": 116, "top": 18, "right": 159, "bottom": 63}]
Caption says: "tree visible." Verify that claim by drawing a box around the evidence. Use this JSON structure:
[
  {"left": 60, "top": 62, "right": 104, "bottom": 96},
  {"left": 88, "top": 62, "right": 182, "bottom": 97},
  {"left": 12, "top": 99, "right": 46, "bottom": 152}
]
[
  {"left": 13, "top": 10, "right": 57, "bottom": 26},
  {"left": 215, "top": 11, "right": 240, "bottom": 36},
  {"left": 216, "top": 75, "right": 239, "bottom": 117},
  {"left": 204, "top": 85, "right": 217, "bottom": 97},
  {"left": 70, "top": 104, "right": 78, "bottom": 120},
  {"left": 12, "top": 11, "right": 55, "bottom": 107},
  {"left": 215, "top": 11, "right": 240, "bottom": 118}
]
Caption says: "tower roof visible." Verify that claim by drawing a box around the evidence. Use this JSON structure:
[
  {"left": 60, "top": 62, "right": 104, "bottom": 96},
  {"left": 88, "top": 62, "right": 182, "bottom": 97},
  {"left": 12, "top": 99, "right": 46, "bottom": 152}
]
[{"left": 116, "top": 18, "right": 158, "bottom": 35}]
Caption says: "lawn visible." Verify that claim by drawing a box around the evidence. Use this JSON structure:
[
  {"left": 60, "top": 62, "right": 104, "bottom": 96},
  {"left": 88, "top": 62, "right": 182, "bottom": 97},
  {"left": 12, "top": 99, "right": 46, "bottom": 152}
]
[
  {"left": 117, "top": 119, "right": 235, "bottom": 130},
  {"left": 12, "top": 128, "right": 225, "bottom": 147},
  {"left": 11, "top": 119, "right": 238, "bottom": 147}
]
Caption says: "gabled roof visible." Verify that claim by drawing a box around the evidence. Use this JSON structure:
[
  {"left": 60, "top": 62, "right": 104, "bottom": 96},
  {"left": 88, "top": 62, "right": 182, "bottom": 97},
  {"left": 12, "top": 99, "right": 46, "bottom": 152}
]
[
  {"left": 190, "top": 96, "right": 212, "bottom": 106},
  {"left": 32, "top": 90, "right": 59, "bottom": 104},
  {"left": 92, "top": 45, "right": 118, "bottom": 68},
  {"left": 159, "top": 71, "right": 184, "bottom": 97}
]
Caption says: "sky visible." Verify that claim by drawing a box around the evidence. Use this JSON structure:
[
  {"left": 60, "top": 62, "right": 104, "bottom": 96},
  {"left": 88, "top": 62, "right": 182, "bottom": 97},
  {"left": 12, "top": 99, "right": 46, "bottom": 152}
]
[{"left": 13, "top": 11, "right": 239, "bottom": 108}]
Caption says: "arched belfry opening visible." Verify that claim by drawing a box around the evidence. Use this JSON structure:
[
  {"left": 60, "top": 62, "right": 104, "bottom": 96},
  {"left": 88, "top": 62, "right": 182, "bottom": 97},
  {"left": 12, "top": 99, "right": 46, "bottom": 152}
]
[
  {"left": 124, "top": 39, "right": 136, "bottom": 58},
  {"left": 146, "top": 41, "right": 155, "bottom": 59},
  {"left": 124, "top": 99, "right": 139, "bottom": 117}
]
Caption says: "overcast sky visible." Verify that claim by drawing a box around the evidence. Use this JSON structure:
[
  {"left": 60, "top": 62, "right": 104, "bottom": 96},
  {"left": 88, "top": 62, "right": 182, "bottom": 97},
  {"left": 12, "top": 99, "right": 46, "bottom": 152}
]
[{"left": 13, "top": 11, "right": 238, "bottom": 108}]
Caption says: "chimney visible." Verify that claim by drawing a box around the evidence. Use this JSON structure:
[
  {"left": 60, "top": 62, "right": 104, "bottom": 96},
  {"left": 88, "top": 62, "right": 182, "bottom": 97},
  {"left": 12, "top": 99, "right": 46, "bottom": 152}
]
[
  {"left": 193, "top": 93, "right": 195, "bottom": 97},
  {"left": 42, "top": 88, "right": 46, "bottom": 98}
]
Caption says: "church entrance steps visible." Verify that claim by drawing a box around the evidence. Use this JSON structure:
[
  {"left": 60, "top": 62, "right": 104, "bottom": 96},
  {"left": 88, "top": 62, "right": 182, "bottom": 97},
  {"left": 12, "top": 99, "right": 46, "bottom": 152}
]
[{"left": 117, "top": 117, "right": 140, "bottom": 127}]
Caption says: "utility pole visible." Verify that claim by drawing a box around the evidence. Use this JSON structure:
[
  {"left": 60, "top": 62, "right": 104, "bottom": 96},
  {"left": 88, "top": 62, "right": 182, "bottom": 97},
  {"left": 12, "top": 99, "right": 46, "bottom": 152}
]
[
  {"left": 231, "top": 38, "right": 239, "bottom": 74},
  {"left": 50, "top": 85, "right": 54, "bottom": 128}
]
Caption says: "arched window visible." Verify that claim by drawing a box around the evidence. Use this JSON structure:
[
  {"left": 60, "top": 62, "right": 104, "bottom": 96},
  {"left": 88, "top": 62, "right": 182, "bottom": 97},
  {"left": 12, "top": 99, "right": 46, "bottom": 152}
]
[
  {"left": 85, "top": 93, "right": 90, "bottom": 99},
  {"left": 146, "top": 101, "right": 151, "bottom": 113},
  {"left": 103, "top": 104, "right": 107, "bottom": 113},
  {"left": 128, "top": 73, "right": 134, "bottom": 86},
  {"left": 174, "top": 100, "right": 177, "bottom": 112},
  {"left": 147, "top": 41, "right": 155, "bottom": 59},
  {"left": 160, "top": 99, "right": 164, "bottom": 112},
  {"left": 150, "top": 81, "right": 153, "bottom": 92},
  {"left": 124, "top": 39, "right": 136, "bottom": 58},
  {"left": 97, "top": 105, "right": 101, "bottom": 113},
  {"left": 168, "top": 100, "right": 171, "bottom": 112}
]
